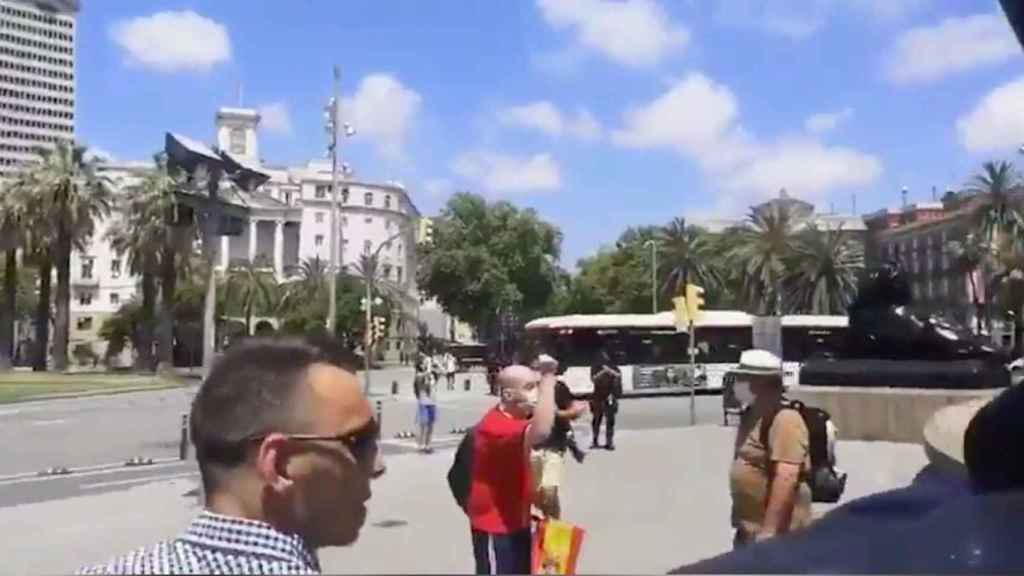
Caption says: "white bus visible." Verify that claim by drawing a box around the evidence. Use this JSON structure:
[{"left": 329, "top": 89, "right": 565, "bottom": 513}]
[
  {"left": 779, "top": 315, "right": 848, "bottom": 387},
  {"left": 522, "top": 311, "right": 753, "bottom": 395}
]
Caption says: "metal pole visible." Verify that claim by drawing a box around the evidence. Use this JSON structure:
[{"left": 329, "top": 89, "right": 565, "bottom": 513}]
[
  {"left": 364, "top": 268, "right": 372, "bottom": 395},
  {"left": 201, "top": 174, "right": 221, "bottom": 380},
  {"left": 651, "top": 243, "right": 658, "bottom": 314},
  {"left": 327, "top": 65, "right": 341, "bottom": 333},
  {"left": 179, "top": 413, "right": 189, "bottom": 461},
  {"left": 689, "top": 319, "right": 696, "bottom": 426}
]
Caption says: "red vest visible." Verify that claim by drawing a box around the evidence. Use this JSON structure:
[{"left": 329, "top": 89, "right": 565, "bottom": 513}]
[{"left": 467, "top": 407, "right": 532, "bottom": 534}]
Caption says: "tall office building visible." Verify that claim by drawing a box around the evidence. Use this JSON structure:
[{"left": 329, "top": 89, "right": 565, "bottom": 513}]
[{"left": 0, "top": 0, "right": 77, "bottom": 177}]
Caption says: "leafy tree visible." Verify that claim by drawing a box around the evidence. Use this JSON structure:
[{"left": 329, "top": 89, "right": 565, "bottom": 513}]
[
  {"left": 417, "top": 193, "right": 562, "bottom": 335},
  {"left": 947, "top": 233, "right": 991, "bottom": 332}
]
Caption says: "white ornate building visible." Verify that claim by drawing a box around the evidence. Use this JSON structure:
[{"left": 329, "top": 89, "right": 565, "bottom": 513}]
[{"left": 68, "top": 106, "right": 422, "bottom": 363}]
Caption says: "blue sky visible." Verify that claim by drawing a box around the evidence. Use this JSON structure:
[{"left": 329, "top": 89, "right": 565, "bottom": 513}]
[{"left": 78, "top": 1, "right": 1024, "bottom": 267}]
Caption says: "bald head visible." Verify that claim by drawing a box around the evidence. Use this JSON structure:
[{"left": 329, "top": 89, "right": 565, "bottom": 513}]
[{"left": 497, "top": 364, "right": 540, "bottom": 392}]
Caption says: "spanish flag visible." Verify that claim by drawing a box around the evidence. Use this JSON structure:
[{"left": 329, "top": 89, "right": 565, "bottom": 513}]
[{"left": 532, "top": 518, "right": 585, "bottom": 575}]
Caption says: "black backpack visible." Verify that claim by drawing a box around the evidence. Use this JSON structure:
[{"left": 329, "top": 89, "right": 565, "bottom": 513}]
[
  {"left": 760, "top": 400, "right": 847, "bottom": 503},
  {"left": 447, "top": 427, "right": 476, "bottom": 512}
]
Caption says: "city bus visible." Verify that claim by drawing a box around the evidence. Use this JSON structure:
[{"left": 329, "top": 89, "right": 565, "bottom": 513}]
[
  {"left": 522, "top": 311, "right": 753, "bottom": 395},
  {"left": 779, "top": 315, "right": 849, "bottom": 387}
]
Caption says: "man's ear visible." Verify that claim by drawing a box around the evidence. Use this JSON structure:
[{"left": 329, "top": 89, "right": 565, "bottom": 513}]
[{"left": 256, "top": 434, "right": 294, "bottom": 493}]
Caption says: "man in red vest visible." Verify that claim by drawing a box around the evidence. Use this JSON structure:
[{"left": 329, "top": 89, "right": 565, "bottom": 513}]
[{"left": 467, "top": 355, "right": 558, "bottom": 574}]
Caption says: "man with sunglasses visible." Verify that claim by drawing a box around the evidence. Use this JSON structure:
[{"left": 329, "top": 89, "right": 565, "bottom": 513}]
[
  {"left": 79, "top": 338, "right": 384, "bottom": 575},
  {"left": 467, "top": 354, "right": 559, "bottom": 575}
]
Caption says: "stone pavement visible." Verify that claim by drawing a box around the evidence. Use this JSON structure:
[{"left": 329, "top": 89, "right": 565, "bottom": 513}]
[{"left": 0, "top": 425, "right": 928, "bottom": 575}]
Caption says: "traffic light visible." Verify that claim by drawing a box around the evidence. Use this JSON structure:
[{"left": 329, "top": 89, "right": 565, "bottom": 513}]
[
  {"left": 672, "top": 295, "right": 689, "bottom": 329},
  {"left": 371, "top": 316, "right": 387, "bottom": 343},
  {"left": 685, "top": 284, "right": 705, "bottom": 323}
]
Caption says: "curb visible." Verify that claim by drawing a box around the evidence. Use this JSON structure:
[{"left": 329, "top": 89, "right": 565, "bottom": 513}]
[
  {"left": 0, "top": 382, "right": 194, "bottom": 406},
  {"left": 0, "top": 456, "right": 182, "bottom": 484}
]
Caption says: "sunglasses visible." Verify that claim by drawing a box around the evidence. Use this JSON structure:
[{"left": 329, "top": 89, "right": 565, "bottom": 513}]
[{"left": 241, "top": 419, "right": 383, "bottom": 477}]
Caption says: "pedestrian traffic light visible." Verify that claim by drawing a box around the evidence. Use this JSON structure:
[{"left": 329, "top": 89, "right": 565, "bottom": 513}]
[{"left": 685, "top": 284, "right": 705, "bottom": 323}]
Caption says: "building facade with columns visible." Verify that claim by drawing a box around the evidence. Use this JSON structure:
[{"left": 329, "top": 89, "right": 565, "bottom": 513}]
[{"left": 67, "top": 106, "right": 422, "bottom": 363}]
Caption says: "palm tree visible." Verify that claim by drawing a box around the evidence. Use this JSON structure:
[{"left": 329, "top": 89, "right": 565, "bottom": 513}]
[
  {"left": 0, "top": 184, "right": 25, "bottom": 369},
  {"left": 728, "top": 202, "right": 798, "bottom": 315},
  {"left": 225, "top": 256, "right": 278, "bottom": 336},
  {"left": 966, "top": 161, "right": 1023, "bottom": 245},
  {"left": 947, "top": 233, "right": 991, "bottom": 333},
  {"left": 289, "top": 256, "right": 330, "bottom": 299},
  {"left": 21, "top": 142, "right": 112, "bottom": 370},
  {"left": 658, "top": 218, "right": 721, "bottom": 300},
  {"left": 108, "top": 154, "right": 194, "bottom": 371},
  {"left": 9, "top": 175, "right": 57, "bottom": 371},
  {"left": 782, "top": 225, "right": 864, "bottom": 315}
]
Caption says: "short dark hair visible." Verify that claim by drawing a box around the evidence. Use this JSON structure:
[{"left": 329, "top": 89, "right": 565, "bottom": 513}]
[{"left": 190, "top": 337, "right": 358, "bottom": 491}]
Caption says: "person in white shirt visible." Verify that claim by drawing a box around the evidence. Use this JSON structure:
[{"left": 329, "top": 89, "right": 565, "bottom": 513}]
[{"left": 445, "top": 352, "right": 458, "bottom": 390}]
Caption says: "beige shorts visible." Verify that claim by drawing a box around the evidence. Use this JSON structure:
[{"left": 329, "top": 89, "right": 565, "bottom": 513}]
[{"left": 531, "top": 448, "right": 565, "bottom": 490}]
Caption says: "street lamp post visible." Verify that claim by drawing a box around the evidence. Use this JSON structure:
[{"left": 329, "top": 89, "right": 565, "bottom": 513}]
[
  {"left": 363, "top": 228, "right": 409, "bottom": 395},
  {"left": 644, "top": 240, "right": 658, "bottom": 314},
  {"left": 325, "top": 66, "right": 356, "bottom": 334}
]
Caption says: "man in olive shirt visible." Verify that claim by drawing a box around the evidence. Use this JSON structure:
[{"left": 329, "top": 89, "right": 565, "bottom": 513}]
[{"left": 728, "top": 349, "right": 811, "bottom": 548}]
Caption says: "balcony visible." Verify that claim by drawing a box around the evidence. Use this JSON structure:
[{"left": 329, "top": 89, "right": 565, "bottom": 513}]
[{"left": 72, "top": 276, "right": 99, "bottom": 287}]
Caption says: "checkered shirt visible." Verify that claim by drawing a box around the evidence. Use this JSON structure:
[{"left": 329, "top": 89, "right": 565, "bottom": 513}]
[{"left": 78, "top": 511, "right": 321, "bottom": 575}]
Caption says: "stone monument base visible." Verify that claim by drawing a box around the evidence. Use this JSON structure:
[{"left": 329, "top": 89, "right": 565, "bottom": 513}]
[{"left": 787, "top": 386, "right": 998, "bottom": 444}]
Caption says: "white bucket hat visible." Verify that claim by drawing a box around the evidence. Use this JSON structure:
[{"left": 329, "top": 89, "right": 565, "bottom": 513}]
[{"left": 731, "top": 349, "right": 783, "bottom": 376}]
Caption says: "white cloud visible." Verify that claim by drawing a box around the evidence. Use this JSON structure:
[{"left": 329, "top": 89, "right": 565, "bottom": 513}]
[
  {"left": 258, "top": 102, "right": 292, "bottom": 136},
  {"left": 613, "top": 72, "right": 882, "bottom": 204},
  {"left": 957, "top": 76, "right": 1024, "bottom": 152},
  {"left": 424, "top": 178, "right": 453, "bottom": 198},
  {"left": 805, "top": 107, "right": 855, "bottom": 135},
  {"left": 452, "top": 152, "right": 562, "bottom": 195},
  {"left": 497, "top": 101, "right": 603, "bottom": 141},
  {"left": 536, "top": 0, "right": 690, "bottom": 68},
  {"left": 85, "top": 147, "right": 116, "bottom": 163},
  {"left": 885, "top": 12, "right": 1019, "bottom": 84},
  {"left": 341, "top": 74, "right": 422, "bottom": 160},
  {"left": 716, "top": 0, "right": 926, "bottom": 39},
  {"left": 110, "top": 11, "right": 231, "bottom": 72}
]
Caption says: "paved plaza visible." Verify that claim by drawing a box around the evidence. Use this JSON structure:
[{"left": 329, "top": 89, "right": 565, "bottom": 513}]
[{"left": 0, "top": 380, "right": 929, "bottom": 574}]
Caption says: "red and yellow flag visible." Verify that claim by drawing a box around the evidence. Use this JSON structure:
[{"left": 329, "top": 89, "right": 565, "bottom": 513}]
[{"left": 532, "top": 519, "right": 585, "bottom": 575}]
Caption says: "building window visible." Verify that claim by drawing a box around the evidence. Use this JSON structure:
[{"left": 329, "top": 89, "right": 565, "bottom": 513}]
[
  {"left": 110, "top": 292, "right": 120, "bottom": 305},
  {"left": 315, "top": 235, "right": 324, "bottom": 247},
  {"left": 397, "top": 244, "right": 403, "bottom": 257},
  {"left": 110, "top": 259, "right": 121, "bottom": 279},
  {"left": 364, "top": 240, "right": 372, "bottom": 254},
  {"left": 76, "top": 317, "right": 93, "bottom": 331},
  {"left": 342, "top": 188, "right": 350, "bottom": 203},
  {"left": 364, "top": 192, "right": 373, "bottom": 206},
  {"left": 315, "top": 185, "right": 327, "bottom": 199},
  {"left": 396, "top": 266, "right": 403, "bottom": 283},
  {"left": 365, "top": 216, "right": 372, "bottom": 224},
  {"left": 230, "top": 128, "right": 246, "bottom": 155},
  {"left": 385, "top": 195, "right": 392, "bottom": 209},
  {"left": 81, "top": 258, "right": 94, "bottom": 279},
  {"left": 315, "top": 212, "right": 325, "bottom": 224},
  {"left": 78, "top": 291, "right": 92, "bottom": 306},
  {"left": 383, "top": 265, "right": 392, "bottom": 279},
  {"left": 342, "top": 216, "right": 348, "bottom": 227}
]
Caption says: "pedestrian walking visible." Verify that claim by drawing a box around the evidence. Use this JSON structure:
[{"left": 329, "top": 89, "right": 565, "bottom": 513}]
[
  {"left": 463, "top": 355, "right": 559, "bottom": 575},
  {"left": 728, "top": 349, "right": 811, "bottom": 549},
  {"left": 531, "top": 372, "right": 588, "bottom": 520},
  {"left": 589, "top": 348, "right": 622, "bottom": 450},
  {"left": 79, "top": 338, "right": 384, "bottom": 575},
  {"left": 415, "top": 353, "right": 438, "bottom": 453},
  {"left": 445, "top": 351, "right": 458, "bottom": 390}
]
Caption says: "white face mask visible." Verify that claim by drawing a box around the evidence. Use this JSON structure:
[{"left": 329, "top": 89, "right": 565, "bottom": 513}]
[{"left": 733, "top": 381, "right": 755, "bottom": 406}]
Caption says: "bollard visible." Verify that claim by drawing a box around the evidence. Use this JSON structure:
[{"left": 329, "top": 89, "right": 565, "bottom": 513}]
[
  {"left": 391, "top": 380, "right": 398, "bottom": 395},
  {"left": 179, "top": 413, "right": 189, "bottom": 461},
  {"left": 464, "top": 378, "right": 471, "bottom": 392},
  {"left": 375, "top": 400, "right": 383, "bottom": 436}
]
